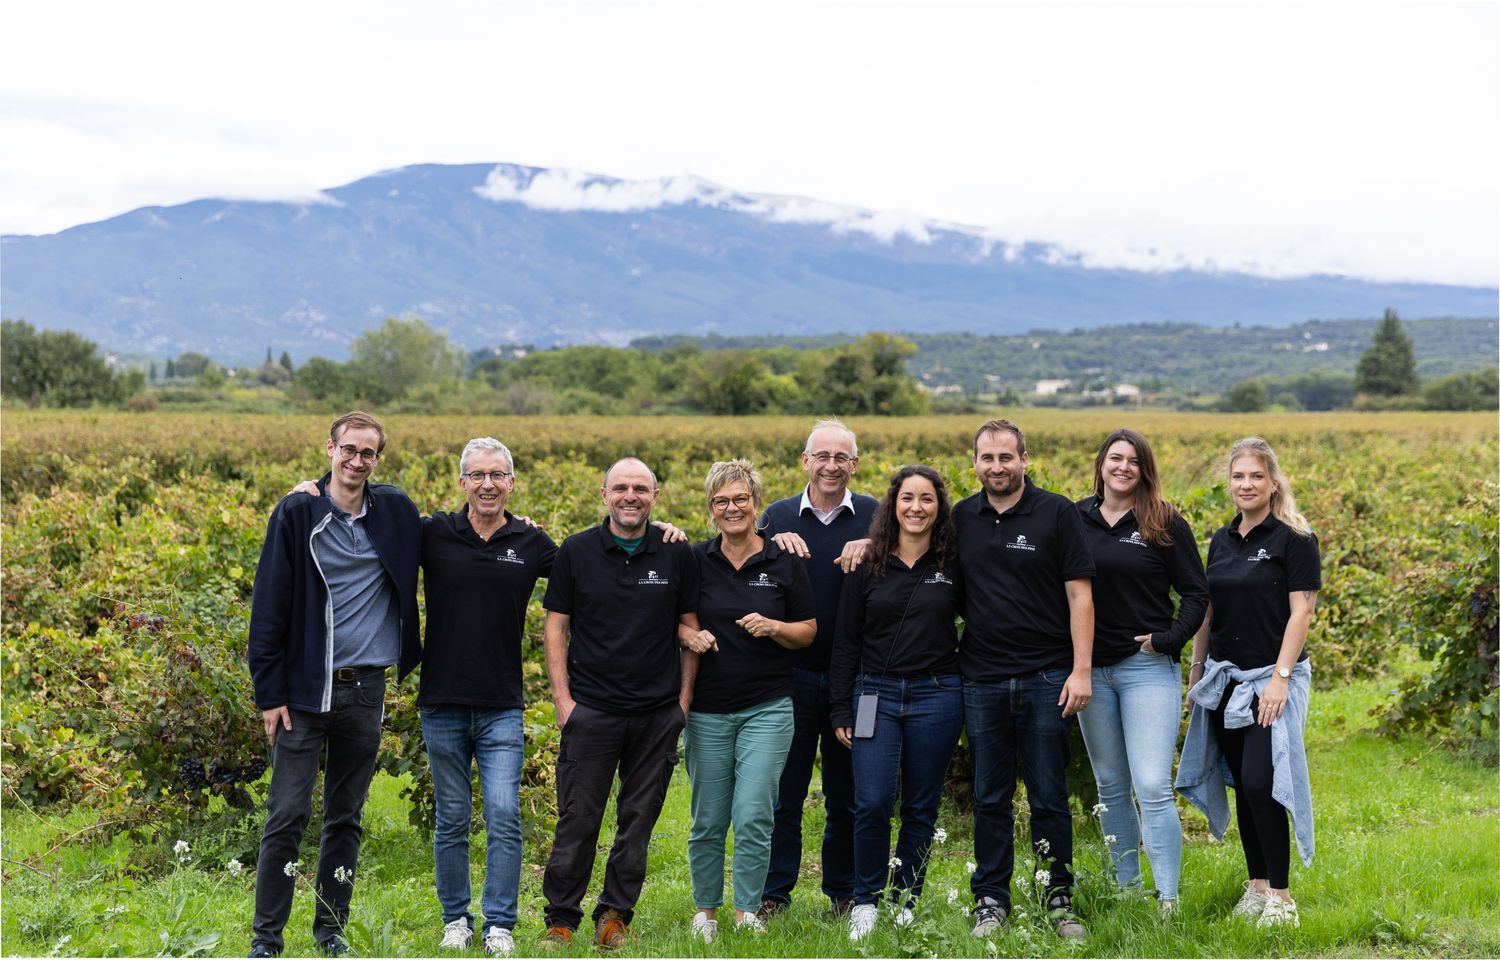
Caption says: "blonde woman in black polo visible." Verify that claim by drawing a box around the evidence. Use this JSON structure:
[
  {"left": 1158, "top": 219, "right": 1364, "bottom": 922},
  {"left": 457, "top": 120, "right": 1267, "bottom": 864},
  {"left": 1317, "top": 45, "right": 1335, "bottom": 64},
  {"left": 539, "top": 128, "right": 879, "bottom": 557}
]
[{"left": 1176, "top": 437, "right": 1319, "bottom": 929}]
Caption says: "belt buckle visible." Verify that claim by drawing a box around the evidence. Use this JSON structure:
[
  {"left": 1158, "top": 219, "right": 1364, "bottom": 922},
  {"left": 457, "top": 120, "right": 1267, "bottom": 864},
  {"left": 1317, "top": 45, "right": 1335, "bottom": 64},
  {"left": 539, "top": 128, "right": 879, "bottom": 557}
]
[{"left": 334, "top": 667, "right": 358, "bottom": 683}]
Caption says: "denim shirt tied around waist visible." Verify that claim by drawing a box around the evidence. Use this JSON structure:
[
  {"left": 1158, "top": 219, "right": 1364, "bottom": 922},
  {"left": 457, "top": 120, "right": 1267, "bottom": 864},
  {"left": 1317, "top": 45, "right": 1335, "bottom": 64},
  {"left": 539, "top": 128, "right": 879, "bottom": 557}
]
[{"left": 1174, "top": 657, "right": 1315, "bottom": 866}]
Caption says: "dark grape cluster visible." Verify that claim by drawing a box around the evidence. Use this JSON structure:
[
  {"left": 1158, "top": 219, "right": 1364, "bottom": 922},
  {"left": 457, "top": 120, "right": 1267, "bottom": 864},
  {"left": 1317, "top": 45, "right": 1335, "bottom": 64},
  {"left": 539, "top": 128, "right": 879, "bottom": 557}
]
[{"left": 177, "top": 757, "right": 267, "bottom": 790}]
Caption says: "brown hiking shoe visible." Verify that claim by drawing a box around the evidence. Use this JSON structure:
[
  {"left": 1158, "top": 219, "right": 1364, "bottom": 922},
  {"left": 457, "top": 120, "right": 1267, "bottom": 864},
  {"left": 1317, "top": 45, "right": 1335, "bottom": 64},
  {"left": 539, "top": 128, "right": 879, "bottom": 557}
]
[
  {"left": 830, "top": 896, "right": 856, "bottom": 918},
  {"left": 537, "top": 926, "right": 573, "bottom": 950},
  {"left": 593, "top": 910, "right": 630, "bottom": 951},
  {"left": 757, "top": 898, "right": 788, "bottom": 924}
]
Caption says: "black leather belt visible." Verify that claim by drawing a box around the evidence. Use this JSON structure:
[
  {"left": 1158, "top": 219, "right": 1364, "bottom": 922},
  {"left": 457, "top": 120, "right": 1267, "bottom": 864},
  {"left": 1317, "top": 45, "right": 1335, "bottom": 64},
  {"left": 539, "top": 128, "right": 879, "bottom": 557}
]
[{"left": 333, "top": 666, "right": 387, "bottom": 684}]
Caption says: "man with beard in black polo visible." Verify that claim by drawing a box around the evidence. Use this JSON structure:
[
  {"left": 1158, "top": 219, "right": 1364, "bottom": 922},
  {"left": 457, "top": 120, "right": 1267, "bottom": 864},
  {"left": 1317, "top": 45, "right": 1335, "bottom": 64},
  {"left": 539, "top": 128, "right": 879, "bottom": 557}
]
[{"left": 538, "top": 458, "right": 701, "bottom": 952}]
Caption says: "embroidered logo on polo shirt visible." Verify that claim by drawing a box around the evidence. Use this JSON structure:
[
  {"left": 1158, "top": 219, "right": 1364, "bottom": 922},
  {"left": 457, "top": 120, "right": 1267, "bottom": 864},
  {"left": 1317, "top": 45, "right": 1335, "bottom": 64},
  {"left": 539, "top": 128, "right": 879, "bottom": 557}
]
[
  {"left": 1247, "top": 548, "right": 1272, "bottom": 562},
  {"left": 638, "top": 569, "right": 670, "bottom": 585},
  {"left": 924, "top": 571, "right": 954, "bottom": 585},
  {"left": 1005, "top": 534, "right": 1036, "bottom": 552},
  {"left": 1119, "top": 531, "right": 1148, "bottom": 548},
  {"left": 748, "top": 572, "right": 779, "bottom": 588},
  {"left": 495, "top": 548, "right": 526, "bottom": 565}
]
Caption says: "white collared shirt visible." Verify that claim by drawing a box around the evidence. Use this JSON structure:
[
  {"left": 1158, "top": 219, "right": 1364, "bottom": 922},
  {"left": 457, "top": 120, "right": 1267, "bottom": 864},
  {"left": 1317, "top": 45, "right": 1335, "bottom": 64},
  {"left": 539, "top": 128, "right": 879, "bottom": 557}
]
[{"left": 799, "top": 485, "right": 854, "bottom": 525}]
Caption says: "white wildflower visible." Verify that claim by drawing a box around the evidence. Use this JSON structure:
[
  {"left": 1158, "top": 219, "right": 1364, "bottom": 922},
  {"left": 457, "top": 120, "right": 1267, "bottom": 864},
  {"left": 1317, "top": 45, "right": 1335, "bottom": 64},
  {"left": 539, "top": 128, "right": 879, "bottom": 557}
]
[
  {"left": 965, "top": 861, "right": 977, "bottom": 874},
  {"left": 1035, "top": 869, "right": 1051, "bottom": 887},
  {"left": 888, "top": 856, "right": 903, "bottom": 870},
  {"left": 1035, "top": 838, "right": 1050, "bottom": 855},
  {"left": 172, "top": 839, "right": 191, "bottom": 856},
  {"left": 946, "top": 887, "right": 960, "bottom": 906},
  {"left": 1091, "top": 802, "right": 1109, "bottom": 817},
  {"left": 283, "top": 860, "right": 299, "bottom": 877},
  {"left": 334, "top": 865, "right": 353, "bottom": 884},
  {"left": 932, "top": 827, "right": 948, "bottom": 844},
  {"left": 1104, "top": 834, "right": 1118, "bottom": 845},
  {"left": 226, "top": 858, "right": 244, "bottom": 876}
]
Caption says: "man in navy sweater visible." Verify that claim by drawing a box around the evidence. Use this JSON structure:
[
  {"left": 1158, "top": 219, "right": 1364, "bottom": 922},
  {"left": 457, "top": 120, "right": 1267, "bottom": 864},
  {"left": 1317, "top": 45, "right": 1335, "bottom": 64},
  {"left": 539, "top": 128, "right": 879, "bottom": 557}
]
[
  {"left": 247, "top": 412, "right": 422, "bottom": 958},
  {"left": 758, "top": 419, "right": 879, "bottom": 919}
]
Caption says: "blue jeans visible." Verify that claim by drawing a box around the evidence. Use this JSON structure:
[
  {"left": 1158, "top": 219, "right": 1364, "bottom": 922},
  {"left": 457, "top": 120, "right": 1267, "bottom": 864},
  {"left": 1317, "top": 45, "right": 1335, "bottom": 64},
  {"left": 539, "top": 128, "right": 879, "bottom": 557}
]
[
  {"left": 764, "top": 668, "right": 855, "bottom": 907},
  {"left": 420, "top": 706, "right": 524, "bottom": 933},
  {"left": 963, "top": 669, "right": 1075, "bottom": 910},
  {"left": 850, "top": 674, "right": 964, "bottom": 906},
  {"left": 685, "top": 698, "right": 795, "bottom": 913},
  {"left": 1077, "top": 649, "right": 1183, "bottom": 900},
  {"left": 252, "top": 669, "right": 386, "bottom": 954}
]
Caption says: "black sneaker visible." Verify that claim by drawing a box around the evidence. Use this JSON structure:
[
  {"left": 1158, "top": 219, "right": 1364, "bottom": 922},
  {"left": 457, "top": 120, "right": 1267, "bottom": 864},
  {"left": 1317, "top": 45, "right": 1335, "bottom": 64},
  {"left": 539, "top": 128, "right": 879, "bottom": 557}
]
[
  {"left": 319, "top": 935, "right": 353, "bottom": 957},
  {"left": 248, "top": 944, "right": 280, "bottom": 959}
]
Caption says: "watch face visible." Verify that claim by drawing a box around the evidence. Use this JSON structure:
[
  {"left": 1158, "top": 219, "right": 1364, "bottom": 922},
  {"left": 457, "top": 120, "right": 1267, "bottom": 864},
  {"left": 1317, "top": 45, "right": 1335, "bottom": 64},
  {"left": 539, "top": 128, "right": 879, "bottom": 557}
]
[{"left": 1277, "top": 667, "right": 1290, "bottom": 678}]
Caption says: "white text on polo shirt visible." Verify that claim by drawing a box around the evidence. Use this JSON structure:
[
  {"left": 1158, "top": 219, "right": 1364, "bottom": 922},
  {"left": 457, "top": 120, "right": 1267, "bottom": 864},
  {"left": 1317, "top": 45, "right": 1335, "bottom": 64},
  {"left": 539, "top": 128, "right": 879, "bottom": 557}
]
[
  {"left": 924, "top": 571, "right": 954, "bottom": 585},
  {"left": 747, "top": 572, "right": 779, "bottom": 588},
  {"left": 1118, "top": 531, "right": 1148, "bottom": 548},
  {"left": 495, "top": 548, "right": 526, "bottom": 565},
  {"left": 638, "top": 569, "right": 671, "bottom": 585},
  {"left": 1246, "top": 548, "right": 1272, "bottom": 562},
  {"left": 1006, "top": 534, "right": 1037, "bottom": 552}
]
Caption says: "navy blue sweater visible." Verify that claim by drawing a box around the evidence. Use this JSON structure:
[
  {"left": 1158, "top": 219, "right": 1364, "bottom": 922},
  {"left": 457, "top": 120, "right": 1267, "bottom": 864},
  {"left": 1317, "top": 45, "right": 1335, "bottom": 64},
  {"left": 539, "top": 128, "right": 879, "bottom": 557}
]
[
  {"left": 248, "top": 474, "right": 422, "bottom": 713},
  {"left": 760, "top": 490, "right": 879, "bottom": 671}
]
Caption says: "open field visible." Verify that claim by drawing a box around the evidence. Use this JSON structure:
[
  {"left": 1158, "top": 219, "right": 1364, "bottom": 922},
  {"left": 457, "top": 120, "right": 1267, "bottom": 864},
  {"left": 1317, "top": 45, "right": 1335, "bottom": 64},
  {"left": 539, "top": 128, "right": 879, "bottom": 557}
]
[{"left": 2, "top": 409, "right": 1496, "bottom": 956}]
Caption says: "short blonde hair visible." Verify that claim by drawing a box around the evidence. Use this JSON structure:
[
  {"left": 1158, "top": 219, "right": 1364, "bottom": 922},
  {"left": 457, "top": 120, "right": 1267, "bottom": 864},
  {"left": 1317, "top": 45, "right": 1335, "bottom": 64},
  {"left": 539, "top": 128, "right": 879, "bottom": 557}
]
[{"left": 704, "top": 459, "right": 764, "bottom": 511}]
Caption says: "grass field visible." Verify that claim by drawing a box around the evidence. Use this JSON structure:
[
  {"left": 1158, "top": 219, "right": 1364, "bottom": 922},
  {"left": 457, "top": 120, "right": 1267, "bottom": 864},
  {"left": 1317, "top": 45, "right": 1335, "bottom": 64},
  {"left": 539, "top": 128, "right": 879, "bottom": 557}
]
[{"left": 3, "top": 677, "right": 1496, "bottom": 958}]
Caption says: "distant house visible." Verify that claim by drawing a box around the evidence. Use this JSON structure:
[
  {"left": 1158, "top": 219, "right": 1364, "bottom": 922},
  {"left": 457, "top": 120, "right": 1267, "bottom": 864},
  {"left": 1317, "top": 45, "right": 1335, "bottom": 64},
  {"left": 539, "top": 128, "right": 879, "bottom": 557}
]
[
  {"left": 1113, "top": 383, "right": 1141, "bottom": 398},
  {"left": 1034, "top": 378, "right": 1071, "bottom": 396}
]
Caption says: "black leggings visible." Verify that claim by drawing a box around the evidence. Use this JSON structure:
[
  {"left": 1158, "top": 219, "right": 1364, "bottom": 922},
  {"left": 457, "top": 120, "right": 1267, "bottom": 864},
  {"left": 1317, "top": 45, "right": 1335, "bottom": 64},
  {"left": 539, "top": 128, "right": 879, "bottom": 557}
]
[{"left": 1208, "top": 685, "right": 1291, "bottom": 888}]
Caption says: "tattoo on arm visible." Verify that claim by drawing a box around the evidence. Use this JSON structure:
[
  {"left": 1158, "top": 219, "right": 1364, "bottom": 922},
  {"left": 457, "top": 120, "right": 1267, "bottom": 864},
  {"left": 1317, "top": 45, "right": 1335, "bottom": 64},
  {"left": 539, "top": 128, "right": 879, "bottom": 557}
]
[{"left": 1302, "top": 590, "right": 1317, "bottom": 608}]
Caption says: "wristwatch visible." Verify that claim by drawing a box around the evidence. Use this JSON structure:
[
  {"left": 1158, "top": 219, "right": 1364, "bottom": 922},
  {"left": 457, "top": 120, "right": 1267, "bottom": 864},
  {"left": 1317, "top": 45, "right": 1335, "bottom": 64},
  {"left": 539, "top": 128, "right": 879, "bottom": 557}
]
[{"left": 1276, "top": 666, "right": 1291, "bottom": 679}]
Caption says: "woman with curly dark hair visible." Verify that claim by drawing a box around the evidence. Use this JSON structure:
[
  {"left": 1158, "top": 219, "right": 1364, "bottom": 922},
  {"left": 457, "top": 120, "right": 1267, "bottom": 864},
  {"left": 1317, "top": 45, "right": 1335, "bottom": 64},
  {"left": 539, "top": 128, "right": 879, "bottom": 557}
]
[{"left": 829, "top": 465, "right": 963, "bottom": 942}]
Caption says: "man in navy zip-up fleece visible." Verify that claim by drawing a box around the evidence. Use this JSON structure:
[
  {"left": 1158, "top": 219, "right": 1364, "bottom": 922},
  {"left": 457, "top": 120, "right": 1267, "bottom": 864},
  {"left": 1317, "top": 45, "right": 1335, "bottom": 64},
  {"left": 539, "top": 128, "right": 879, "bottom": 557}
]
[
  {"left": 247, "top": 412, "right": 421, "bottom": 958},
  {"left": 758, "top": 418, "right": 878, "bottom": 918}
]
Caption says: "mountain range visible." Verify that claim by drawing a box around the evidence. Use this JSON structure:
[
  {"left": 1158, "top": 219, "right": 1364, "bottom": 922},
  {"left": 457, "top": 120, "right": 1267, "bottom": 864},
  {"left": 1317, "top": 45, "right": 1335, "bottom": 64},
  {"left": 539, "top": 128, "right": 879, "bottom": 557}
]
[{"left": 2, "top": 162, "right": 1495, "bottom": 365}]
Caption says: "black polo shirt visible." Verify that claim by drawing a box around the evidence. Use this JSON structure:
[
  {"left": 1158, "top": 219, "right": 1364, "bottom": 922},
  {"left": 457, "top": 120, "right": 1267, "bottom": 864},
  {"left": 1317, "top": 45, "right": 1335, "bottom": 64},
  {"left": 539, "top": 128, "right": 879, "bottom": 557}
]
[
  {"left": 691, "top": 536, "right": 817, "bottom": 714},
  {"left": 1075, "top": 498, "right": 1209, "bottom": 666},
  {"left": 954, "top": 478, "right": 1095, "bottom": 681},
  {"left": 829, "top": 552, "right": 961, "bottom": 729},
  {"left": 418, "top": 508, "right": 557, "bottom": 709},
  {"left": 543, "top": 520, "right": 700, "bottom": 714},
  {"left": 1205, "top": 513, "right": 1321, "bottom": 669}
]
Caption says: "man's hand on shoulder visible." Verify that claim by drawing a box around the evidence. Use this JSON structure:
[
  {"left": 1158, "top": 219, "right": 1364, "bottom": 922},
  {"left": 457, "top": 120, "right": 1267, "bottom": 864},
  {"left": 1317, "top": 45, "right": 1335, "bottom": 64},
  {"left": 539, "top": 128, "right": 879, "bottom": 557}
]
[
  {"left": 653, "top": 519, "right": 688, "bottom": 544},
  {"left": 287, "top": 479, "right": 319, "bottom": 498},
  {"left": 837, "top": 538, "right": 871, "bottom": 573},
  {"left": 771, "top": 532, "right": 810, "bottom": 558}
]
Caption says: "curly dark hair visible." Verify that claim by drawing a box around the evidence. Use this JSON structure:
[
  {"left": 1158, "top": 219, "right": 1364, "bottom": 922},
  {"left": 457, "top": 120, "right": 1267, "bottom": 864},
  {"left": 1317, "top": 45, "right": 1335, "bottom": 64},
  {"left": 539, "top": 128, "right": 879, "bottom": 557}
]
[{"left": 867, "top": 464, "right": 955, "bottom": 578}]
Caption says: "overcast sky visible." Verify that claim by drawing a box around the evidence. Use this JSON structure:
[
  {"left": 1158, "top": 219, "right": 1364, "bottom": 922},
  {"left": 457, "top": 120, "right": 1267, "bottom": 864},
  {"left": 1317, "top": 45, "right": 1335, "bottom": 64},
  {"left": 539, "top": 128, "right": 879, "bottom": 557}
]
[{"left": 3, "top": 0, "right": 1496, "bottom": 286}]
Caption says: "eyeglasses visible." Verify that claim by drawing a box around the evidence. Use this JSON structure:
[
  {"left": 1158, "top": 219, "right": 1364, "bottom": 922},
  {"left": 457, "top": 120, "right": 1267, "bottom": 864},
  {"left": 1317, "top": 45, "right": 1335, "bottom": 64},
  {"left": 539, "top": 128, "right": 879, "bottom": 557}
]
[
  {"left": 337, "top": 443, "right": 380, "bottom": 463},
  {"left": 807, "top": 452, "right": 855, "bottom": 466},
  {"left": 710, "top": 493, "right": 754, "bottom": 511},
  {"left": 464, "top": 470, "right": 513, "bottom": 484}
]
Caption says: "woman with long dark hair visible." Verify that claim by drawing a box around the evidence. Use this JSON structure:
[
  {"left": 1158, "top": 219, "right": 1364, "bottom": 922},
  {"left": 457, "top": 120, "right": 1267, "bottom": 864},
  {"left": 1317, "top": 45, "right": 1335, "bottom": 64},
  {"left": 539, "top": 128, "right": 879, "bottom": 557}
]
[
  {"left": 830, "top": 465, "right": 963, "bottom": 942},
  {"left": 1176, "top": 437, "right": 1319, "bottom": 928},
  {"left": 1074, "top": 428, "right": 1208, "bottom": 912}
]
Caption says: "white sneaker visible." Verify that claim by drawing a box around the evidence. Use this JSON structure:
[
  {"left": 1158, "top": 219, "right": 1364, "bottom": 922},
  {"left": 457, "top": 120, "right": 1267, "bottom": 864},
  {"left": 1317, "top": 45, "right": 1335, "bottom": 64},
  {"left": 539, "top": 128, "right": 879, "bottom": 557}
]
[
  {"left": 690, "top": 913, "right": 718, "bottom": 944},
  {"left": 440, "top": 917, "right": 473, "bottom": 949},
  {"left": 848, "top": 903, "right": 878, "bottom": 942},
  {"left": 483, "top": 926, "right": 514, "bottom": 956},
  {"left": 1232, "top": 883, "right": 1272, "bottom": 918},
  {"left": 894, "top": 907, "right": 915, "bottom": 927},
  {"left": 734, "top": 913, "right": 766, "bottom": 934},
  {"left": 1258, "top": 898, "right": 1300, "bottom": 928}
]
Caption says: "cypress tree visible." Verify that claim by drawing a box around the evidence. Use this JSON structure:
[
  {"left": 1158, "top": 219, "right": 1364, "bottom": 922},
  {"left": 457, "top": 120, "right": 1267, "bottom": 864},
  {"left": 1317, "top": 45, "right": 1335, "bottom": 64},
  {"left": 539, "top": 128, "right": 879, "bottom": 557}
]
[{"left": 1355, "top": 308, "right": 1418, "bottom": 396}]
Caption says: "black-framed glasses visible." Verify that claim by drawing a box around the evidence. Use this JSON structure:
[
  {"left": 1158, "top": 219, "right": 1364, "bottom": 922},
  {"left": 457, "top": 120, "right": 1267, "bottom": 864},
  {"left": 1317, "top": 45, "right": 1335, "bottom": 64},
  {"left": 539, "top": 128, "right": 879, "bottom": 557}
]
[
  {"left": 710, "top": 493, "right": 753, "bottom": 511},
  {"left": 337, "top": 443, "right": 380, "bottom": 463},
  {"left": 807, "top": 452, "right": 855, "bottom": 466},
  {"left": 464, "top": 470, "right": 513, "bottom": 484}
]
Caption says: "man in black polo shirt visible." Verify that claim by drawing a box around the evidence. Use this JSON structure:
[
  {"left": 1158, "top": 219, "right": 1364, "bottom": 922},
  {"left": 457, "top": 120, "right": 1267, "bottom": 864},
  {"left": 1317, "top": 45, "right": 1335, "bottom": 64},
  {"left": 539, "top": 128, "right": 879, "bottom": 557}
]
[
  {"left": 539, "top": 457, "right": 701, "bottom": 951},
  {"left": 420, "top": 437, "right": 556, "bottom": 957},
  {"left": 956, "top": 418, "right": 1095, "bottom": 942}
]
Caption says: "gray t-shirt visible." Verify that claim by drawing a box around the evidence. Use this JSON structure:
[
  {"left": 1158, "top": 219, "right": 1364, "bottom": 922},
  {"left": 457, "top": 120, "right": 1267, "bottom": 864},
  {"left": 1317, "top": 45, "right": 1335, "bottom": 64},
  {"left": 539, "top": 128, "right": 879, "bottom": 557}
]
[{"left": 316, "top": 498, "right": 401, "bottom": 670}]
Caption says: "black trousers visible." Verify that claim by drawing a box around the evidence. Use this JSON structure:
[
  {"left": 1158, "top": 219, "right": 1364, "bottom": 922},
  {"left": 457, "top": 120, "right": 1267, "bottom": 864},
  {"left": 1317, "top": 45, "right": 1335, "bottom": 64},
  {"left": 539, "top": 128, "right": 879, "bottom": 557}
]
[
  {"left": 542, "top": 701, "right": 684, "bottom": 929},
  {"left": 251, "top": 671, "right": 385, "bottom": 953},
  {"left": 1209, "top": 684, "right": 1291, "bottom": 889}
]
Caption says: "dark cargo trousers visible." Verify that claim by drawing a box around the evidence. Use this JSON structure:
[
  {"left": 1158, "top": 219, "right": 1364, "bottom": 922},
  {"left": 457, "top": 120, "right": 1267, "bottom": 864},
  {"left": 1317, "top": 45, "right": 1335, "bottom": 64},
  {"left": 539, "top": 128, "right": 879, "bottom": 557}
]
[{"left": 542, "top": 701, "right": 684, "bottom": 930}]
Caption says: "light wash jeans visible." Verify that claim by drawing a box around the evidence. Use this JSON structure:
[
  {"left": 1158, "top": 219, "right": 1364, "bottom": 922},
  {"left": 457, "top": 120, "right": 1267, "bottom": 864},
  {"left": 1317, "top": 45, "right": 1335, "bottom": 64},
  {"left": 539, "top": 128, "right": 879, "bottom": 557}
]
[
  {"left": 684, "top": 697, "right": 794, "bottom": 913},
  {"left": 1077, "top": 649, "right": 1183, "bottom": 901},
  {"left": 420, "top": 705, "right": 524, "bottom": 934}
]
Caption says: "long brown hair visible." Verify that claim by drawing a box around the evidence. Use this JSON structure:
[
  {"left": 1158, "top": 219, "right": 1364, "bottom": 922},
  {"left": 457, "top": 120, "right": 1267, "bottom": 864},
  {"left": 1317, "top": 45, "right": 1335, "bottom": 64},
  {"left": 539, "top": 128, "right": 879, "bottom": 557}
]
[
  {"left": 867, "top": 464, "right": 955, "bottom": 578},
  {"left": 1092, "top": 427, "right": 1177, "bottom": 547}
]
